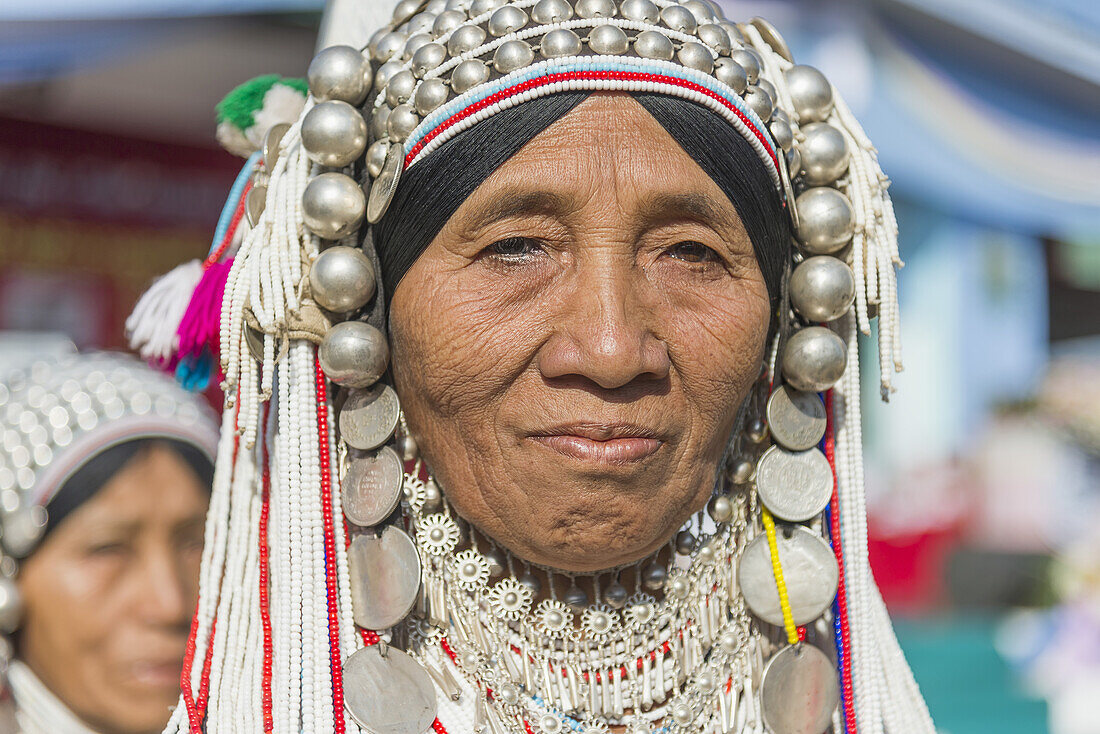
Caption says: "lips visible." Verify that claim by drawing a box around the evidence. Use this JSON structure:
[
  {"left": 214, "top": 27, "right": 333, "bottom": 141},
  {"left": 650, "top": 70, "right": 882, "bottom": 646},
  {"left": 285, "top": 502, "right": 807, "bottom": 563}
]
[{"left": 528, "top": 423, "right": 665, "bottom": 464}]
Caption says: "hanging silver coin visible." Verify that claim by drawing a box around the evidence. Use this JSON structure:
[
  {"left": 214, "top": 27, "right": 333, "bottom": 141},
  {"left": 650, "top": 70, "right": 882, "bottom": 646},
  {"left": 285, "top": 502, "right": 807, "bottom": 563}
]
[
  {"left": 766, "top": 385, "right": 827, "bottom": 451},
  {"left": 246, "top": 185, "right": 267, "bottom": 227},
  {"left": 343, "top": 445, "right": 404, "bottom": 527},
  {"left": 760, "top": 644, "right": 839, "bottom": 734},
  {"left": 755, "top": 445, "right": 832, "bottom": 522},
  {"left": 348, "top": 525, "right": 422, "bottom": 630},
  {"left": 738, "top": 524, "right": 837, "bottom": 627},
  {"left": 339, "top": 383, "right": 401, "bottom": 450},
  {"left": 367, "top": 143, "right": 404, "bottom": 224},
  {"left": 343, "top": 644, "right": 438, "bottom": 734}
]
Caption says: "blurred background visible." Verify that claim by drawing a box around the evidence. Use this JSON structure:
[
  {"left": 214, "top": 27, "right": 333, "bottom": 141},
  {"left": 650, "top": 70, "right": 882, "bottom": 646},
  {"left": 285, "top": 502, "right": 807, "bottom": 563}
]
[{"left": 2, "top": 0, "right": 1099, "bottom": 732}]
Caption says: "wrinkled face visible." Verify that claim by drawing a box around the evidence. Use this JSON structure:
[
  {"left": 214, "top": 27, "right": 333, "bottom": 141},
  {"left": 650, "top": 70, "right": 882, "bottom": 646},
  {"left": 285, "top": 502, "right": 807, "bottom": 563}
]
[
  {"left": 390, "top": 95, "right": 770, "bottom": 572},
  {"left": 18, "top": 444, "right": 208, "bottom": 734}
]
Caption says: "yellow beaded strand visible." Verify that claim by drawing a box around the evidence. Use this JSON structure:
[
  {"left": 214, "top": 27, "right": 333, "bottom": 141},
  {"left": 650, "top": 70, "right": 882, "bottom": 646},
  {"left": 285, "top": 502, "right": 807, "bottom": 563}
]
[{"left": 761, "top": 506, "right": 800, "bottom": 645}]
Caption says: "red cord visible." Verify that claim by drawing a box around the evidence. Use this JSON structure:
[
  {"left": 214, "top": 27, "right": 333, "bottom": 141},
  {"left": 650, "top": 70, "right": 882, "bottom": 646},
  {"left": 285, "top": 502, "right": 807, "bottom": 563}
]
[
  {"left": 258, "top": 402, "right": 274, "bottom": 732},
  {"left": 826, "top": 390, "right": 858, "bottom": 734},
  {"left": 204, "top": 181, "right": 252, "bottom": 269}
]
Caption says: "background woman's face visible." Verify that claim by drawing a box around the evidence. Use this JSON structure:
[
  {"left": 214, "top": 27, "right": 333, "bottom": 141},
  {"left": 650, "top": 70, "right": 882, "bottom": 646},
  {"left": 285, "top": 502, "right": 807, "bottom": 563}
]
[
  {"left": 18, "top": 444, "right": 208, "bottom": 734},
  {"left": 390, "top": 95, "right": 770, "bottom": 572}
]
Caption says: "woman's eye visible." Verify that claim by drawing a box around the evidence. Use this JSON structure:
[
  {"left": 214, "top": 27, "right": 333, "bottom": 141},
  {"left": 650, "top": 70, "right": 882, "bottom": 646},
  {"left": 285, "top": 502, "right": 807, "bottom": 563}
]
[
  {"left": 485, "top": 237, "right": 544, "bottom": 261},
  {"left": 86, "top": 541, "right": 130, "bottom": 557},
  {"left": 667, "top": 241, "right": 721, "bottom": 264}
]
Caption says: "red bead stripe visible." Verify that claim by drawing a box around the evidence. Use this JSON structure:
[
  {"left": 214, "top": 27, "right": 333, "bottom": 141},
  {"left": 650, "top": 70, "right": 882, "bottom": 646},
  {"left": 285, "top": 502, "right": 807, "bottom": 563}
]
[{"left": 259, "top": 402, "right": 274, "bottom": 732}]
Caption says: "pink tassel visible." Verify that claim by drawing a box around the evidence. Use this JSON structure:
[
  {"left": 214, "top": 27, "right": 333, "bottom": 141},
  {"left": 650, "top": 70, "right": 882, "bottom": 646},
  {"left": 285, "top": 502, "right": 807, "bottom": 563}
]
[{"left": 175, "top": 259, "right": 233, "bottom": 365}]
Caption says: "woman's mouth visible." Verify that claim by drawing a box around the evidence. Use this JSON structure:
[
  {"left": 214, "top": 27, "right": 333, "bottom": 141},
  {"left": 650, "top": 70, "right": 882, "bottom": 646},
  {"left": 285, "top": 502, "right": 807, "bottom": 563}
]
[{"left": 528, "top": 424, "right": 664, "bottom": 464}]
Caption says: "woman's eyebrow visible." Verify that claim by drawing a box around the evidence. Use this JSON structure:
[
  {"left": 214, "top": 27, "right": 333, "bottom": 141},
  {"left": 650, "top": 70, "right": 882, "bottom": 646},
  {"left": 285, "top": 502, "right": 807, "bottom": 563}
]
[
  {"left": 636, "top": 192, "right": 738, "bottom": 231},
  {"left": 461, "top": 189, "right": 574, "bottom": 235}
]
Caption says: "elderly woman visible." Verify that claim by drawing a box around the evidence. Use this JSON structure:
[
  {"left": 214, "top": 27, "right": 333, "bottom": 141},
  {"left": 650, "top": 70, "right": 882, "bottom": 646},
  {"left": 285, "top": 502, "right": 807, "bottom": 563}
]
[
  {"left": 0, "top": 352, "right": 218, "bottom": 734},
  {"left": 144, "top": 2, "right": 933, "bottom": 733}
]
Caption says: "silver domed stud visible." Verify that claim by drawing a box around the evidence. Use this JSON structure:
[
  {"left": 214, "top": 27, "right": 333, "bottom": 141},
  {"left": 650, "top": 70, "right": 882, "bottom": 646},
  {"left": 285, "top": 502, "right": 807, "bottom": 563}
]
[
  {"left": 319, "top": 321, "right": 390, "bottom": 388},
  {"left": 696, "top": 23, "right": 732, "bottom": 55},
  {"left": 407, "top": 11, "right": 437, "bottom": 36},
  {"left": 301, "top": 101, "right": 368, "bottom": 169},
  {"left": 302, "top": 173, "right": 365, "bottom": 240},
  {"left": 307, "top": 46, "right": 372, "bottom": 105},
  {"left": 713, "top": 57, "right": 747, "bottom": 94},
  {"left": 0, "top": 577, "right": 21, "bottom": 634},
  {"left": 410, "top": 42, "right": 448, "bottom": 77},
  {"left": 387, "top": 104, "right": 420, "bottom": 142},
  {"left": 682, "top": 0, "right": 715, "bottom": 23},
  {"left": 708, "top": 494, "right": 734, "bottom": 523},
  {"left": 678, "top": 42, "right": 714, "bottom": 73},
  {"left": 403, "top": 33, "right": 432, "bottom": 60},
  {"left": 787, "top": 146, "right": 802, "bottom": 177},
  {"left": 448, "top": 24, "right": 487, "bottom": 55},
  {"left": 795, "top": 187, "right": 855, "bottom": 254},
  {"left": 634, "top": 30, "right": 675, "bottom": 61},
  {"left": 469, "top": 0, "right": 505, "bottom": 15},
  {"left": 493, "top": 39, "right": 534, "bottom": 73},
  {"left": 730, "top": 48, "right": 760, "bottom": 84},
  {"left": 385, "top": 70, "right": 417, "bottom": 107},
  {"left": 729, "top": 458, "right": 753, "bottom": 484},
  {"left": 642, "top": 562, "right": 666, "bottom": 591},
  {"left": 675, "top": 530, "right": 696, "bottom": 555},
  {"left": 373, "top": 60, "right": 403, "bottom": 93},
  {"left": 769, "top": 117, "right": 793, "bottom": 152},
  {"left": 563, "top": 585, "right": 588, "bottom": 612},
  {"left": 426, "top": 0, "right": 447, "bottom": 11},
  {"left": 432, "top": 9, "right": 465, "bottom": 37},
  {"left": 541, "top": 28, "right": 582, "bottom": 59},
  {"left": 782, "top": 326, "right": 847, "bottom": 392},
  {"left": 757, "top": 77, "right": 777, "bottom": 103},
  {"left": 604, "top": 581, "right": 628, "bottom": 609},
  {"left": 588, "top": 24, "right": 629, "bottom": 55},
  {"left": 309, "top": 245, "right": 376, "bottom": 314},
  {"left": 719, "top": 20, "right": 744, "bottom": 44},
  {"left": 413, "top": 78, "right": 449, "bottom": 115},
  {"left": 366, "top": 139, "right": 390, "bottom": 178},
  {"left": 743, "top": 85, "right": 774, "bottom": 122},
  {"left": 531, "top": 0, "right": 573, "bottom": 24},
  {"left": 451, "top": 59, "right": 490, "bottom": 93},
  {"left": 488, "top": 5, "right": 528, "bottom": 36},
  {"left": 771, "top": 107, "right": 790, "bottom": 125},
  {"left": 799, "top": 122, "right": 850, "bottom": 186},
  {"left": 576, "top": 0, "right": 616, "bottom": 19},
  {"left": 373, "top": 31, "right": 407, "bottom": 64},
  {"left": 392, "top": 0, "right": 424, "bottom": 26},
  {"left": 785, "top": 64, "right": 834, "bottom": 122},
  {"left": 370, "top": 105, "right": 391, "bottom": 140},
  {"left": 790, "top": 256, "right": 855, "bottom": 322},
  {"left": 671, "top": 704, "right": 694, "bottom": 727},
  {"left": 660, "top": 4, "right": 697, "bottom": 34},
  {"left": 620, "top": 0, "right": 658, "bottom": 23}
]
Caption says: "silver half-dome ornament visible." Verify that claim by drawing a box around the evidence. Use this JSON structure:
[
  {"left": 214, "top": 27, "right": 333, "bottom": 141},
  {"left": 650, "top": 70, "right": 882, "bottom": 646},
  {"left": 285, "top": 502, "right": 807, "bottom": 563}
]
[
  {"left": 319, "top": 321, "right": 390, "bottom": 388},
  {"left": 782, "top": 326, "right": 847, "bottom": 393},
  {"left": 302, "top": 172, "right": 365, "bottom": 240}
]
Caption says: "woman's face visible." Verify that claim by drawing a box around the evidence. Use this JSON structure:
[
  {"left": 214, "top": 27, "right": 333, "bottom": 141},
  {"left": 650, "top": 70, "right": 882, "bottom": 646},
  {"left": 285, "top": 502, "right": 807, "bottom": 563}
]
[
  {"left": 17, "top": 444, "right": 208, "bottom": 734},
  {"left": 390, "top": 95, "right": 770, "bottom": 572}
]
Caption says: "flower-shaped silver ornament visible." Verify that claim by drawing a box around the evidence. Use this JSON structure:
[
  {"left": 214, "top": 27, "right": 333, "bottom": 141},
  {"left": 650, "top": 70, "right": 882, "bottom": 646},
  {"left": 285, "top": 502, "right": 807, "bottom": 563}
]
[
  {"left": 581, "top": 721, "right": 610, "bottom": 734},
  {"left": 581, "top": 603, "right": 620, "bottom": 641},
  {"left": 535, "top": 599, "right": 573, "bottom": 638},
  {"left": 416, "top": 513, "right": 461, "bottom": 556},
  {"left": 623, "top": 593, "right": 658, "bottom": 632},
  {"left": 487, "top": 577, "right": 534, "bottom": 620},
  {"left": 451, "top": 549, "right": 491, "bottom": 590}
]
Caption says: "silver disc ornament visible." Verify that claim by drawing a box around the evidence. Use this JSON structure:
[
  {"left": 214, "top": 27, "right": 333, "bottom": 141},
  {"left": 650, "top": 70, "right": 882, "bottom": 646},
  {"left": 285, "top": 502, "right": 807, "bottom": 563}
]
[
  {"left": 367, "top": 143, "right": 404, "bottom": 224},
  {"left": 738, "top": 524, "right": 837, "bottom": 627},
  {"left": 339, "top": 383, "right": 401, "bottom": 450},
  {"left": 348, "top": 525, "right": 422, "bottom": 630},
  {"left": 343, "top": 644, "right": 438, "bottom": 734},
  {"left": 343, "top": 446, "right": 404, "bottom": 527},
  {"left": 761, "top": 644, "right": 839, "bottom": 734},
  {"left": 755, "top": 445, "right": 833, "bottom": 522},
  {"left": 766, "top": 385, "right": 827, "bottom": 451}
]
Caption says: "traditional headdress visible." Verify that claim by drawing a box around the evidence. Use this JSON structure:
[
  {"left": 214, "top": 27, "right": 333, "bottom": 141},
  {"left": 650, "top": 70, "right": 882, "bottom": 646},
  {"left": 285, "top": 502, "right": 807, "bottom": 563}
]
[{"left": 131, "top": 2, "right": 930, "bottom": 733}]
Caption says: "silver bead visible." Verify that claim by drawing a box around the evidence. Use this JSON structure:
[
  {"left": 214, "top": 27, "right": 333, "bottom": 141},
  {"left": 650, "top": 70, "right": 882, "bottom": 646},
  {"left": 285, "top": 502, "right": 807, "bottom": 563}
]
[
  {"left": 563, "top": 585, "right": 588, "bottom": 612},
  {"left": 795, "top": 187, "right": 854, "bottom": 254},
  {"left": 787, "top": 146, "right": 802, "bottom": 177},
  {"left": 675, "top": 529, "right": 696, "bottom": 555},
  {"left": 411, "top": 42, "right": 447, "bottom": 77},
  {"left": 392, "top": 0, "right": 423, "bottom": 26},
  {"left": 488, "top": 5, "right": 528, "bottom": 36},
  {"left": 790, "top": 256, "right": 855, "bottom": 322},
  {"left": 634, "top": 30, "right": 675, "bottom": 61},
  {"left": 696, "top": 23, "right": 732, "bottom": 55},
  {"left": 785, "top": 64, "right": 834, "bottom": 122},
  {"left": 604, "top": 582, "right": 628, "bottom": 609},
  {"left": 678, "top": 42, "right": 713, "bottom": 73},
  {"left": 403, "top": 33, "right": 432, "bottom": 60},
  {"left": 620, "top": 0, "right": 658, "bottom": 23},
  {"left": 713, "top": 57, "right": 747, "bottom": 94},
  {"left": 451, "top": 59, "right": 490, "bottom": 93},
  {"left": 769, "top": 117, "right": 793, "bottom": 152},
  {"left": 782, "top": 326, "right": 847, "bottom": 392},
  {"left": 387, "top": 104, "right": 420, "bottom": 142},
  {"left": 642, "top": 563, "right": 666, "bottom": 591},
  {"left": 470, "top": 0, "right": 505, "bottom": 15},
  {"left": 385, "top": 70, "right": 417, "bottom": 107},
  {"left": 399, "top": 433, "right": 419, "bottom": 460},
  {"left": 373, "top": 31, "right": 407, "bottom": 63},
  {"left": 414, "top": 78, "right": 449, "bottom": 115},
  {"left": 746, "top": 418, "right": 768, "bottom": 442},
  {"left": 2, "top": 507, "right": 44, "bottom": 559},
  {"left": 374, "top": 60, "right": 403, "bottom": 93},
  {"left": 682, "top": 0, "right": 714, "bottom": 23},
  {"left": 0, "top": 577, "right": 21, "bottom": 634},
  {"left": 301, "top": 101, "right": 368, "bottom": 168},
  {"left": 310, "top": 246, "right": 376, "bottom": 313},
  {"left": 302, "top": 172, "right": 365, "bottom": 240},
  {"left": 318, "top": 321, "right": 389, "bottom": 388},
  {"left": 518, "top": 571, "right": 542, "bottom": 595},
  {"left": 307, "top": 45, "right": 372, "bottom": 105},
  {"left": 729, "top": 458, "right": 753, "bottom": 484},
  {"left": 697, "top": 541, "right": 716, "bottom": 564},
  {"left": 708, "top": 494, "right": 733, "bottom": 523},
  {"left": 423, "top": 479, "right": 443, "bottom": 512},
  {"left": 370, "top": 104, "right": 391, "bottom": 140},
  {"left": 448, "top": 24, "right": 487, "bottom": 55},
  {"left": 660, "top": 4, "right": 697, "bottom": 33},
  {"left": 799, "top": 122, "right": 850, "bottom": 186},
  {"left": 493, "top": 39, "right": 534, "bottom": 73},
  {"left": 483, "top": 547, "right": 506, "bottom": 578},
  {"left": 432, "top": 9, "right": 465, "bottom": 37},
  {"left": 588, "top": 24, "right": 629, "bottom": 55},
  {"left": 541, "top": 28, "right": 582, "bottom": 58},
  {"left": 744, "top": 85, "right": 773, "bottom": 122},
  {"left": 531, "top": 0, "right": 573, "bottom": 24},
  {"left": 730, "top": 48, "right": 760, "bottom": 84},
  {"left": 576, "top": 0, "right": 616, "bottom": 19},
  {"left": 668, "top": 576, "right": 690, "bottom": 600}
]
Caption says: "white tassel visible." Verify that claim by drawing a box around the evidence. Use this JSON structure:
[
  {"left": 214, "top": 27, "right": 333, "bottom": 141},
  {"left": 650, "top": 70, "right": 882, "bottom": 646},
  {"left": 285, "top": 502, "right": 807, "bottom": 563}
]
[{"left": 126, "top": 259, "right": 202, "bottom": 365}]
